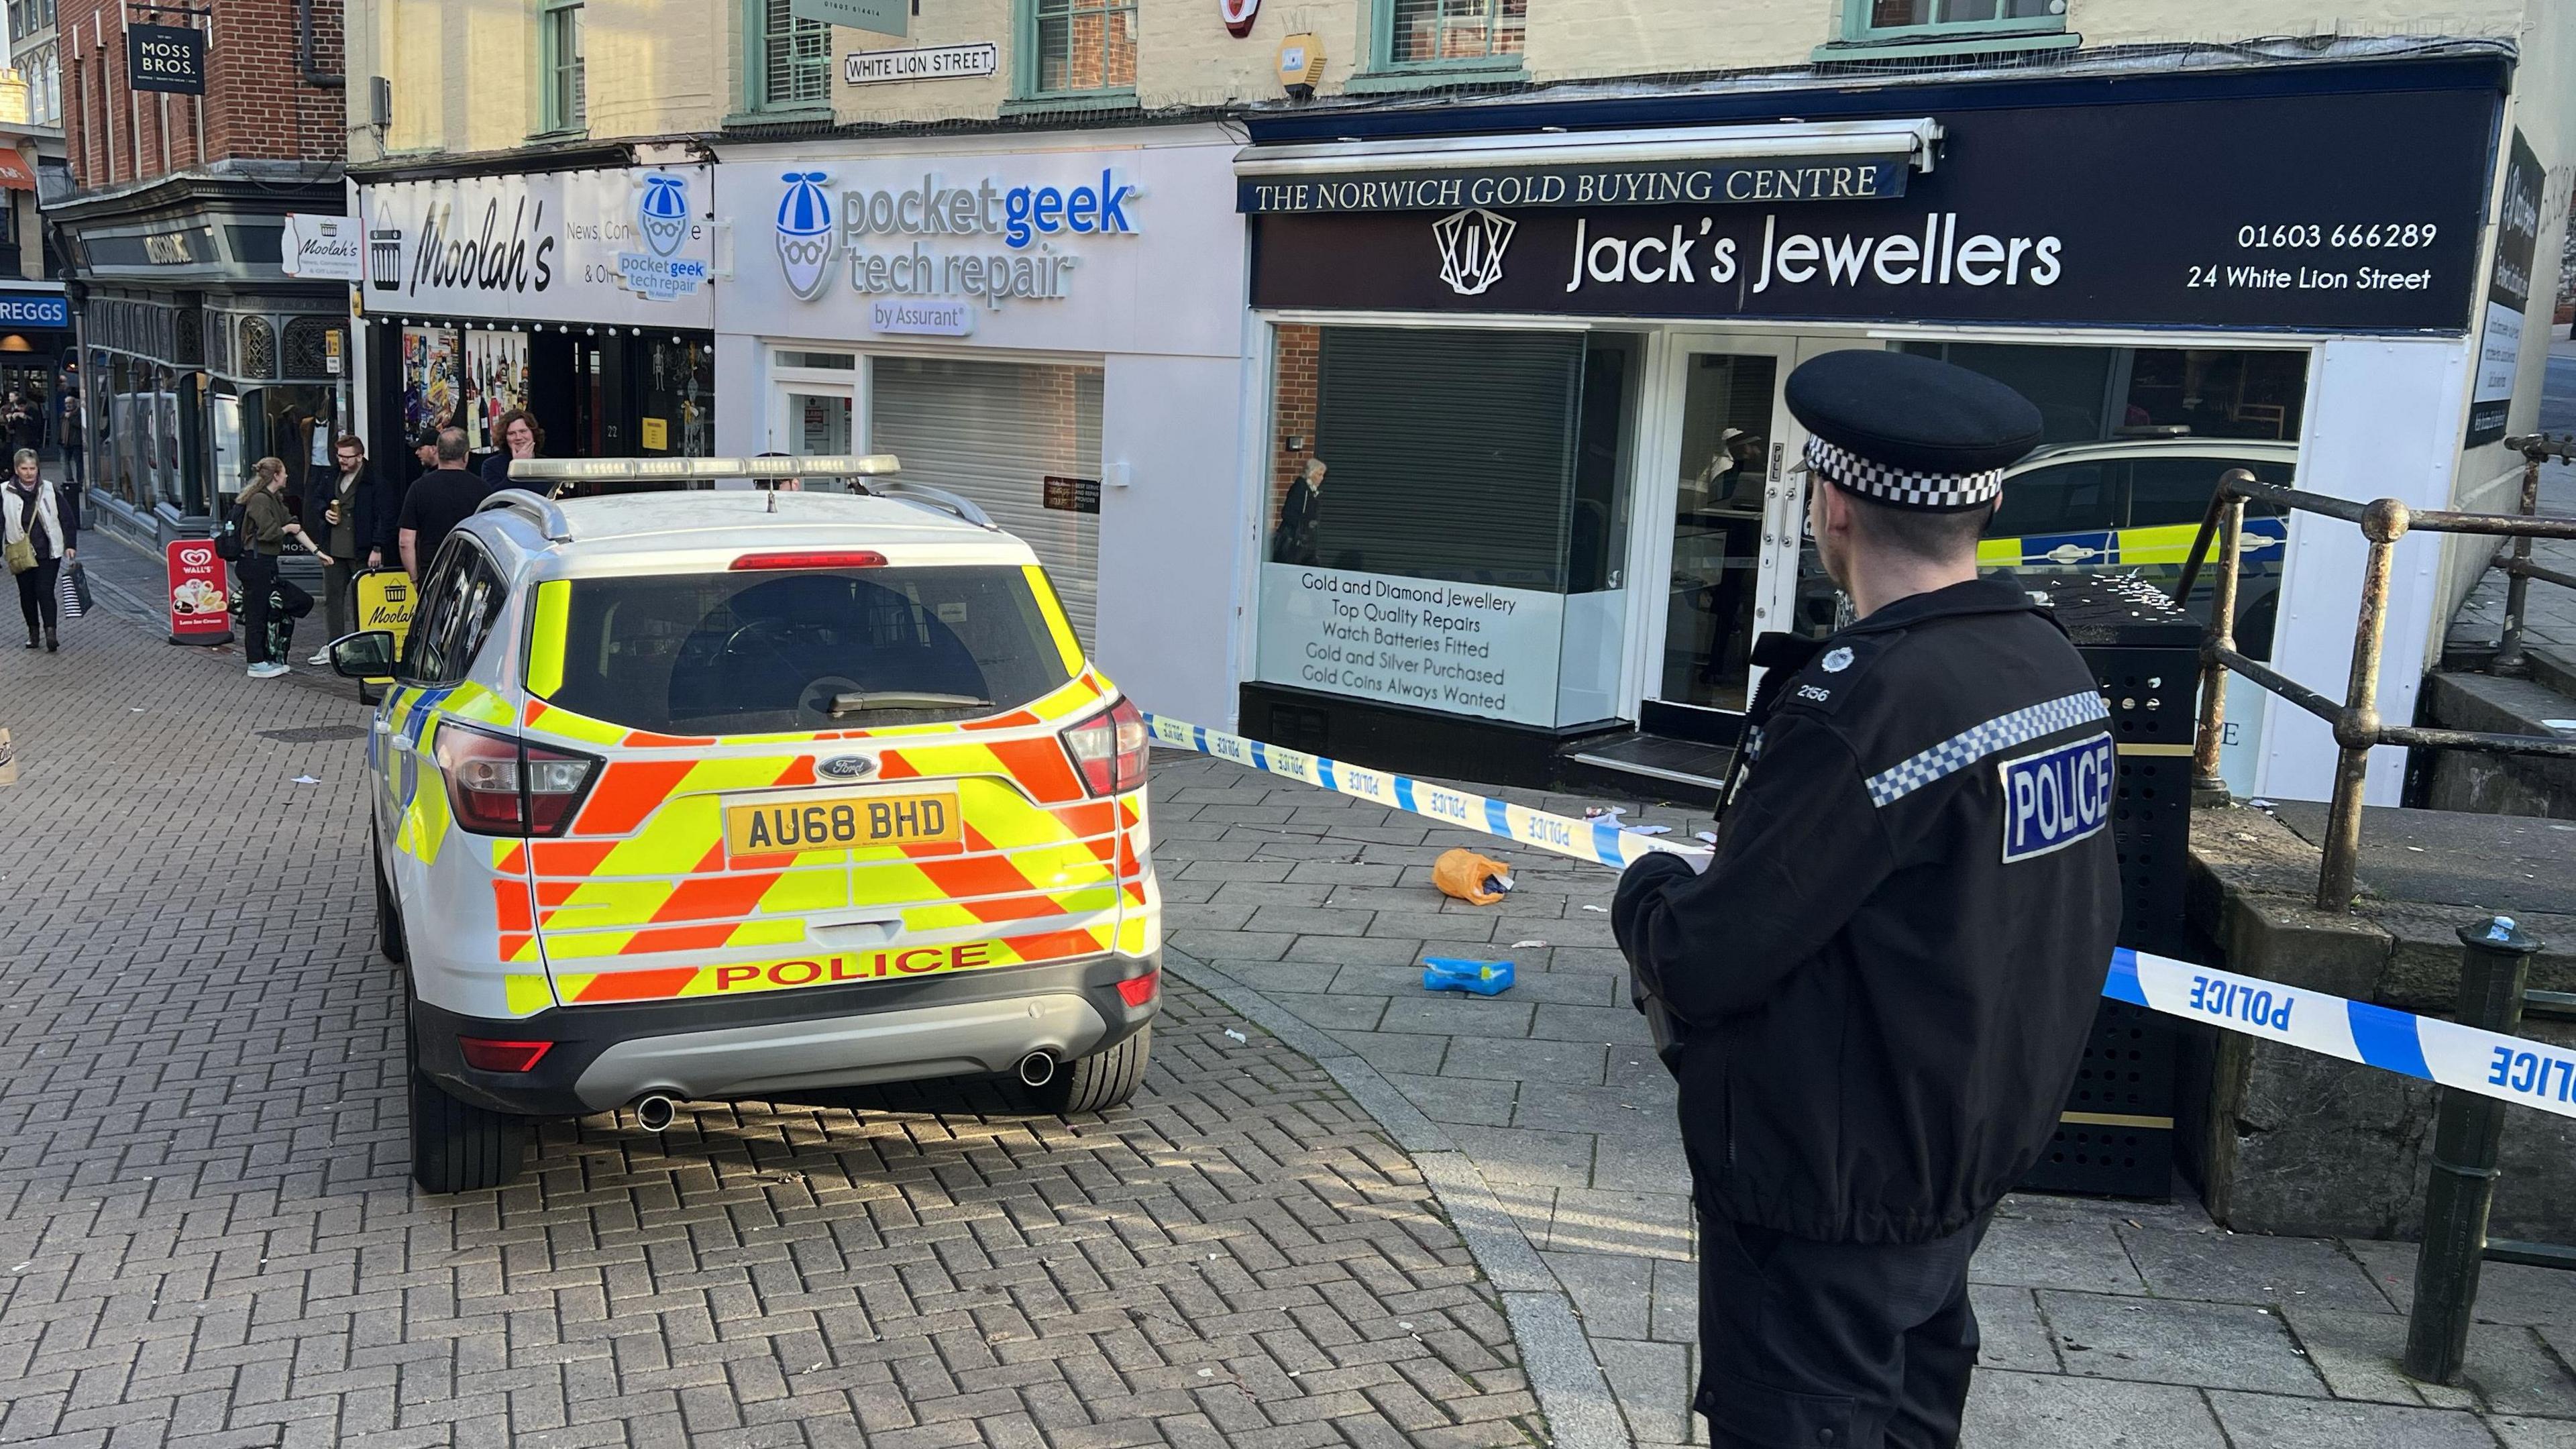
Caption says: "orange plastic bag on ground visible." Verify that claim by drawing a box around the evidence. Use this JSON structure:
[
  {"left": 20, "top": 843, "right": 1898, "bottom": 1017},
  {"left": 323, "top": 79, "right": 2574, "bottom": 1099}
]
[{"left": 1433, "top": 847, "right": 1515, "bottom": 906}]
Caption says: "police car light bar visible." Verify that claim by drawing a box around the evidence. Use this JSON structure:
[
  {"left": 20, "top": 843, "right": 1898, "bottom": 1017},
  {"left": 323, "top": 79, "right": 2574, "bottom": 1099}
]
[{"left": 506, "top": 454, "right": 902, "bottom": 483}]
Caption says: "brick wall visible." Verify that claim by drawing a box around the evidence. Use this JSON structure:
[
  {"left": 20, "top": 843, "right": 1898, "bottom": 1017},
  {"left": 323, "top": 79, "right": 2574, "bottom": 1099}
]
[
  {"left": 57, "top": 0, "right": 342, "bottom": 191},
  {"left": 1269, "top": 323, "right": 1319, "bottom": 526}
]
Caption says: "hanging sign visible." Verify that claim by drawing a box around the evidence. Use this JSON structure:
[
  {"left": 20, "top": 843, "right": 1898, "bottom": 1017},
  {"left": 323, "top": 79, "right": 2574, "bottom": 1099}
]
[
  {"left": 281, "top": 214, "right": 365, "bottom": 282},
  {"left": 792, "top": 0, "right": 906, "bottom": 37},
  {"left": 1222, "top": 0, "right": 1259, "bottom": 37},
  {"left": 127, "top": 23, "right": 206, "bottom": 95}
]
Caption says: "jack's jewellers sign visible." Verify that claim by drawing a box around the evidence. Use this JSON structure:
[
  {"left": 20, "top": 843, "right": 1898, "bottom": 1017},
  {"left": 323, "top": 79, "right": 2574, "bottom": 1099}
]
[{"left": 1246, "top": 83, "right": 2498, "bottom": 333}]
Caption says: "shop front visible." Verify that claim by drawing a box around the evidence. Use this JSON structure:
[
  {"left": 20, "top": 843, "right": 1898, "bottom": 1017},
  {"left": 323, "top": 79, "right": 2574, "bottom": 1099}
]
[
  {"left": 0, "top": 281, "right": 72, "bottom": 437},
  {"left": 1236, "top": 55, "right": 2520, "bottom": 804},
  {"left": 354, "top": 158, "right": 717, "bottom": 483},
  {"left": 50, "top": 168, "right": 346, "bottom": 545},
  {"left": 712, "top": 128, "right": 1248, "bottom": 726}
]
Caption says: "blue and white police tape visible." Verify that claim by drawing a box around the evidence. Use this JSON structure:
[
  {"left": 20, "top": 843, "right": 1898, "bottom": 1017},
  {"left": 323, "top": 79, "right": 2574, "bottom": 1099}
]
[{"left": 1144, "top": 711, "right": 2576, "bottom": 1123}]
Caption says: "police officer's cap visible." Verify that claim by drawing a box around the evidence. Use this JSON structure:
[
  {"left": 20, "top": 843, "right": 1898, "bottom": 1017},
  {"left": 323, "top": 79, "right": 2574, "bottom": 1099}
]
[{"left": 1785, "top": 351, "right": 2043, "bottom": 513}]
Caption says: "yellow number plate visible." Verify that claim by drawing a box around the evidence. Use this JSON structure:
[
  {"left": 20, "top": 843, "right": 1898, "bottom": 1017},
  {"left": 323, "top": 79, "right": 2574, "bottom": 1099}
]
[{"left": 725, "top": 789, "right": 962, "bottom": 856}]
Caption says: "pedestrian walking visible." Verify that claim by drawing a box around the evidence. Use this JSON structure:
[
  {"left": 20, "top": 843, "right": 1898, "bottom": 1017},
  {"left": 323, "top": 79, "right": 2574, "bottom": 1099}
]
[
  {"left": 4, "top": 448, "right": 73, "bottom": 653},
  {"left": 398, "top": 427, "right": 492, "bottom": 577},
  {"left": 479, "top": 409, "right": 543, "bottom": 491},
  {"left": 1614, "top": 350, "right": 2123, "bottom": 1449},
  {"left": 54, "top": 386, "right": 83, "bottom": 491},
  {"left": 303, "top": 435, "right": 394, "bottom": 661},
  {"left": 235, "top": 456, "right": 317, "bottom": 680}
]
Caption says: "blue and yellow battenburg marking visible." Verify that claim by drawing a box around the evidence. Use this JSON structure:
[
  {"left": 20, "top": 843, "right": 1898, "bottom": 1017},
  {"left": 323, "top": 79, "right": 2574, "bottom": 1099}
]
[{"left": 1146, "top": 711, "right": 2576, "bottom": 1125}]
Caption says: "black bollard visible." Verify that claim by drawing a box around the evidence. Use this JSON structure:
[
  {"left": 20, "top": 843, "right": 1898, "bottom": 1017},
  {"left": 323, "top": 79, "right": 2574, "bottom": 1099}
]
[{"left": 2402, "top": 916, "right": 2542, "bottom": 1385}]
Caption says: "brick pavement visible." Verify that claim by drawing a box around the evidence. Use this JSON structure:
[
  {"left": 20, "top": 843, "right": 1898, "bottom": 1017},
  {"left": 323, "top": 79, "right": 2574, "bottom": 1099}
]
[
  {"left": 0, "top": 608, "right": 1548, "bottom": 1448},
  {"left": 1143, "top": 749, "right": 2576, "bottom": 1448}
]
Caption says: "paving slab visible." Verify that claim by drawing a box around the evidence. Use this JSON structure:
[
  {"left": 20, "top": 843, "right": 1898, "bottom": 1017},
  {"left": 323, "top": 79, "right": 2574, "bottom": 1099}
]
[
  {"left": 2208, "top": 1391, "right": 2500, "bottom": 1448},
  {"left": 1972, "top": 1287, "right": 2063, "bottom": 1375},
  {"left": 2349, "top": 1239, "right": 2576, "bottom": 1326},
  {"left": 1957, "top": 1371, "right": 2229, "bottom": 1448},
  {"left": 2118, "top": 1224, "right": 2396, "bottom": 1313},
  {"left": 2037, "top": 1292, "right": 2328, "bottom": 1395},
  {"left": 1972, "top": 1210, "right": 2149, "bottom": 1295}
]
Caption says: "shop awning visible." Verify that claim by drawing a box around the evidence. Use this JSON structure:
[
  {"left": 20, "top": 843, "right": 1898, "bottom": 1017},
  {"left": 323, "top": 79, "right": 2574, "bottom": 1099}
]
[
  {"left": 1235, "top": 117, "right": 1940, "bottom": 215},
  {"left": 0, "top": 151, "right": 37, "bottom": 191}
]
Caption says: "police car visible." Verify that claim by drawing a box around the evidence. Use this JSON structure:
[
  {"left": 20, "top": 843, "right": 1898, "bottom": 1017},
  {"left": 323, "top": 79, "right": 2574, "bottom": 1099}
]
[{"left": 329, "top": 457, "right": 1161, "bottom": 1193}]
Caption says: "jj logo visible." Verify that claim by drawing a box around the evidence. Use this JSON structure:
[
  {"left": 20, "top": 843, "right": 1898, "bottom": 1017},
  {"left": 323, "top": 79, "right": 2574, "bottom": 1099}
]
[
  {"left": 1433, "top": 208, "right": 1513, "bottom": 297},
  {"left": 776, "top": 172, "right": 836, "bottom": 301}
]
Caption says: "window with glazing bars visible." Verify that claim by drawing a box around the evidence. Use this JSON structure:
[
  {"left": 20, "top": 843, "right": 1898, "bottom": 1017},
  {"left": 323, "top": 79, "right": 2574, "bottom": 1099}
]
[
  {"left": 1032, "top": 0, "right": 1136, "bottom": 95},
  {"left": 1386, "top": 0, "right": 1524, "bottom": 65},
  {"left": 759, "top": 0, "right": 831, "bottom": 107},
  {"left": 541, "top": 0, "right": 586, "bottom": 131},
  {"left": 1851, "top": 0, "right": 2063, "bottom": 38}
]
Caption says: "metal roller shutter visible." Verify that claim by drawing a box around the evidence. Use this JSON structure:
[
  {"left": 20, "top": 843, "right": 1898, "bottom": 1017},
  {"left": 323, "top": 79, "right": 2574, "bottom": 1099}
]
[{"left": 869, "top": 356, "right": 1104, "bottom": 647}]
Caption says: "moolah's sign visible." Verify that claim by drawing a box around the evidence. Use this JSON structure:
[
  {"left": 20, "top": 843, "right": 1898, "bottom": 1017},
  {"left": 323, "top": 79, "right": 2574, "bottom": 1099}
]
[
  {"left": 769, "top": 168, "right": 1143, "bottom": 313},
  {"left": 1247, "top": 79, "right": 2496, "bottom": 333}
]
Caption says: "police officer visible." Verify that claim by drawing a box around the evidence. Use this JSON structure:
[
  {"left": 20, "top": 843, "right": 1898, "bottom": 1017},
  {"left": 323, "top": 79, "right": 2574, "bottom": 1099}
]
[{"left": 1614, "top": 350, "right": 2123, "bottom": 1449}]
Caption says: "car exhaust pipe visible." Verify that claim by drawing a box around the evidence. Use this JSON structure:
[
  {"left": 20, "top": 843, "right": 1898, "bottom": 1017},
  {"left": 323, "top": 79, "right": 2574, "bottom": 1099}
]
[
  {"left": 633, "top": 1094, "right": 678, "bottom": 1132},
  {"left": 1016, "top": 1052, "right": 1057, "bottom": 1087}
]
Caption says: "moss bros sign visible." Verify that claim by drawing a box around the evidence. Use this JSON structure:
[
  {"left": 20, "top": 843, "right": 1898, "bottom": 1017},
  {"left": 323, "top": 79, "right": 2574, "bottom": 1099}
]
[
  {"left": 1246, "top": 83, "right": 2498, "bottom": 333},
  {"left": 127, "top": 23, "right": 206, "bottom": 96}
]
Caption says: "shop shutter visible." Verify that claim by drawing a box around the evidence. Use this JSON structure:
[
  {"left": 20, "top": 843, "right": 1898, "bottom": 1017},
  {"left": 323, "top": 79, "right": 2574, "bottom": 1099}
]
[
  {"left": 869, "top": 356, "right": 1104, "bottom": 647},
  {"left": 1309, "top": 327, "right": 1582, "bottom": 590}
]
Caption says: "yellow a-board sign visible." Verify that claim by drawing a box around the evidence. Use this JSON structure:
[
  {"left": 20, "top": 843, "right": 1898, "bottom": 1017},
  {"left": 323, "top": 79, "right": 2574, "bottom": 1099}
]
[{"left": 352, "top": 567, "right": 415, "bottom": 690}]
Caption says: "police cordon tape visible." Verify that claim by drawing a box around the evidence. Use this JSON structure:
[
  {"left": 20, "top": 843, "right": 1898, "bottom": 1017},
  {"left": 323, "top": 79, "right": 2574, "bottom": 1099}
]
[{"left": 1142, "top": 712, "right": 2576, "bottom": 1122}]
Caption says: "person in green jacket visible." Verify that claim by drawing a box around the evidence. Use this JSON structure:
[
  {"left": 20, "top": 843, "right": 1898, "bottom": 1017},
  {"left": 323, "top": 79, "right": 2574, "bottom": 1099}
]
[{"left": 238, "top": 456, "right": 315, "bottom": 680}]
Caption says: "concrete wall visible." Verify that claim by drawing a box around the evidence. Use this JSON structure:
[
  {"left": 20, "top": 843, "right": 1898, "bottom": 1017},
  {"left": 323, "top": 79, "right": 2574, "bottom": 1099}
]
[{"left": 350, "top": 0, "right": 735, "bottom": 164}]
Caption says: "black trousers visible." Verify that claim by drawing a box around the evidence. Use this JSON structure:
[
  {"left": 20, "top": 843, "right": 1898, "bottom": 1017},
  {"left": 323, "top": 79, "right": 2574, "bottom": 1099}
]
[
  {"left": 13, "top": 554, "right": 57, "bottom": 638},
  {"left": 1695, "top": 1197, "right": 1992, "bottom": 1449},
  {"left": 239, "top": 552, "right": 277, "bottom": 664}
]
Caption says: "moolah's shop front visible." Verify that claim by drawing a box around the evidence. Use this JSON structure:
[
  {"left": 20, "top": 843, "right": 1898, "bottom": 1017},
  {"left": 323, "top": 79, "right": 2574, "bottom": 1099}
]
[{"left": 1235, "top": 52, "right": 2537, "bottom": 804}]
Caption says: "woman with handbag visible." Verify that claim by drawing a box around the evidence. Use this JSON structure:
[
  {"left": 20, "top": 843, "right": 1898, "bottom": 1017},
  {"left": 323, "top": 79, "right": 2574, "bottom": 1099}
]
[{"left": 5, "top": 447, "right": 72, "bottom": 652}]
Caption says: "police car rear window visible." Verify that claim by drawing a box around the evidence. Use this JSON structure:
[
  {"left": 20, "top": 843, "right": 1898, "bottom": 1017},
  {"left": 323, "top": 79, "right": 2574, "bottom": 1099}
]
[{"left": 541, "top": 566, "right": 1073, "bottom": 734}]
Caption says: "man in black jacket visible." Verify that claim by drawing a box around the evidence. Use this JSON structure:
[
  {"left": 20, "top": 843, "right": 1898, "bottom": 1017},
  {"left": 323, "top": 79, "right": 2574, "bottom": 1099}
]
[
  {"left": 302, "top": 434, "right": 395, "bottom": 659},
  {"left": 1614, "top": 350, "right": 2121, "bottom": 1449}
]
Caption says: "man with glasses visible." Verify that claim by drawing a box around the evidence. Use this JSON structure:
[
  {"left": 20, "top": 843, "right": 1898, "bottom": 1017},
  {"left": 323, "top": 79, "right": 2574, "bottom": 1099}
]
[
  {"left": 303, "top": 433, "right": 393, "bottom": 660},
  {"left": 1615, "top": 350, "right": 2122, "bottom": 1449}
]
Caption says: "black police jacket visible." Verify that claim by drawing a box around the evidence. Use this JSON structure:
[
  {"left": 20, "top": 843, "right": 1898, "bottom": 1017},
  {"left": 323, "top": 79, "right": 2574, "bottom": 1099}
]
[{"left": 1613, "top": 575, "right": 2121, "bottom": 1244}]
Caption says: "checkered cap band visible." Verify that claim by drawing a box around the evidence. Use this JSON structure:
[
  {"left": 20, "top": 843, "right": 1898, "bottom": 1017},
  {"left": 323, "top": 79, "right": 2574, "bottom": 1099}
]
[{"left": 1806, "top": 436, "right": 2004, "bottom": 511}]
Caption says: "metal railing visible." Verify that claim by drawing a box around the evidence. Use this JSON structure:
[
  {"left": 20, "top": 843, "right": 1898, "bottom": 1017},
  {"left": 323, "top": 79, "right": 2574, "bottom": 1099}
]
[{"left": 2172, "top": 433, "right": 2576, "bottom": 912}]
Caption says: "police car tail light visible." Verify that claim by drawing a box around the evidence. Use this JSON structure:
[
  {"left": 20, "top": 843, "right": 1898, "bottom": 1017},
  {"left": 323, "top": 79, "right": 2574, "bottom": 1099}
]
[
  {"left": 731, "top": 549, "right": 888, "bottom": 571},
  {"left": 1115, "top": 968, "right": 1160, "bottom": 1008},
  {"left": 458, "top": 1037, "right": 553, "bottom": 1072},
  {"left": 1061, "top": 697, "right": 1148, "bottom": 796},
  {"left": 433, "top": 723, "right": 601, "bottom": 837}
]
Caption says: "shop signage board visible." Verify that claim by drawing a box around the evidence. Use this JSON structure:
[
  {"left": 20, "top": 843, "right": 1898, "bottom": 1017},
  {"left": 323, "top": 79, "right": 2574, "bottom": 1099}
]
[
  {"left": 2467, "top": 130, "right": 2544, "bottom": 446},
  {"left": 0, "top": 288, "right": 70, "bottom": 328},
  {"left": 164, "top": 541, "right": 231, "bottom": 645},
  {"left": 1255, "top": 564, "right": 1567, "bottom": 728},
  {"left": 1042, "top": 475, "right": 1099, "bottom": 513},
  {"left": 844, "top": 42, "right": 998, "bottom": 85},
  {"left": 1240, "top": 154, "right": 1913, "bottom": 215},
  {"left": 127, "top": 23, "right": 205, "bottom": 95},
  {"left": 793, "top": 0, "right": 904, "bottom": 36},
  {"left": 358, "top": 166, "right": 716, "bottom": 329},
  {"left": 281, "top": 213, "right": 364, "bottom": 282},
  {"left": 721, "top": 143, "right": 1246, "bottom": 358},
  {"left": 1247, "top": 86, "right": 2496, "bottom": 334}
]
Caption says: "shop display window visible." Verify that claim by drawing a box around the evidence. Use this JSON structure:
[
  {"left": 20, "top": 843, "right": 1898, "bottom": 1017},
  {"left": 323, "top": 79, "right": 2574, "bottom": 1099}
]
[{"left": 1256, "top": 325, "right": 1638, "bottom": 729}]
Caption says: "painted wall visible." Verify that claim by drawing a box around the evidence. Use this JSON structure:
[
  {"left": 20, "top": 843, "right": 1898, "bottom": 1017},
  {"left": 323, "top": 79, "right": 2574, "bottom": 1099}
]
[
  {"left": 827, "top": 0, "right": 2531, "bottom": 124},
  {"left": 710, "top": 127, "right": 1249, "bottom": 727},
  {"left": 350, "top": 0, "right": 734, "bottom": 164}
]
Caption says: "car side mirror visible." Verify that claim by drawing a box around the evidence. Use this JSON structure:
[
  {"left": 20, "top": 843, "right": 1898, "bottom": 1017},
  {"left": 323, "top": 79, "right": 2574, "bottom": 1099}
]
[{"left": 329, "top": 631, "right": 398, "bottom": 679}]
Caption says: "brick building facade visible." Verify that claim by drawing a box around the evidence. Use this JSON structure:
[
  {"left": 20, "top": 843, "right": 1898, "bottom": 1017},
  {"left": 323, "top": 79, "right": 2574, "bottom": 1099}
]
[{"left": 47, "top": 0, "right": 347, "bottom": 544}]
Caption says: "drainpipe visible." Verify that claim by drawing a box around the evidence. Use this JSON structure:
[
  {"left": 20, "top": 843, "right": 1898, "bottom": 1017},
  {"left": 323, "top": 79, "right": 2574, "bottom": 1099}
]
[{"left": 299, "top": 0, "right": 344, "bottom": 88}]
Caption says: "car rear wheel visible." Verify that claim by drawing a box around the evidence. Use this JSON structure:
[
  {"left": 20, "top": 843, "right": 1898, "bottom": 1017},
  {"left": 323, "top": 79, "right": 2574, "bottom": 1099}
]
[
  {"left": 1030, "top": 1023, "right": 1152, "bottom": 1116},
  {"left": 372, "top": 822, "right": 406, "bottom": 965},
  {"left": 407, "top": 1014, "right": 528, "bottom": 1194}
]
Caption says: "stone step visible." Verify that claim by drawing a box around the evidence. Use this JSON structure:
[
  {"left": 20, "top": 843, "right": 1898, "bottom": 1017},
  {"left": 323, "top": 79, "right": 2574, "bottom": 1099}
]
[{"left": 2418, "top": 667, "right": 2576, "bottom": 818}]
